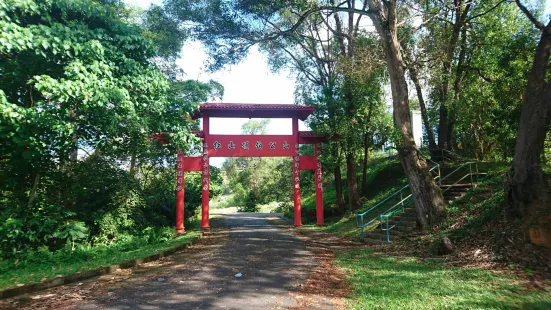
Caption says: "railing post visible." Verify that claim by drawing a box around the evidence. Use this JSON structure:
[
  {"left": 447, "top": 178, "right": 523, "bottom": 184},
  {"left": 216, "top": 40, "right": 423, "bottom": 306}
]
[
  {"left": 438, "top": 164, "right": 441, "bottom": 185},
  {"left": 385, "top": 217, "right": 390, "bottom": 243},
  {"left": 470, "top": 163, "right": 473, "bottom": 186},
  {"left": 361, "top": 227, "right": 365, "bottom": 242}
]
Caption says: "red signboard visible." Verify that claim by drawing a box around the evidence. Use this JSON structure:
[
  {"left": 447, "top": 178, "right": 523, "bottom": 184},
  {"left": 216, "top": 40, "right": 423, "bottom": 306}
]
[
  {"left": 298, "top": 156, "right": 317, "bottom": 170},
  {"left": 182, "top": 157, "right": 202, "bottom": 171},
  {"left": 206, "top": 135, "right": 296, "bottom": 157}
]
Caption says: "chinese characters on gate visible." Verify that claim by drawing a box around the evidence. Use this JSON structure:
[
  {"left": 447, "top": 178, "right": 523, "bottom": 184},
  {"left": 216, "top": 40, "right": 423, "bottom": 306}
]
[{"left": 211, "top": 141, "right": 292, "bottom": 151}]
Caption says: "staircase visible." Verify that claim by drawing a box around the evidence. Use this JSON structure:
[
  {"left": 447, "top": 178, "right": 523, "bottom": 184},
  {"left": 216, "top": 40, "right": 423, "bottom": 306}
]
[
  {"left": 357, "top": 161, "right": 484, "bottom": 244},
  {"left": 361, "top": 206, "right": 418, "bottom": 244}
]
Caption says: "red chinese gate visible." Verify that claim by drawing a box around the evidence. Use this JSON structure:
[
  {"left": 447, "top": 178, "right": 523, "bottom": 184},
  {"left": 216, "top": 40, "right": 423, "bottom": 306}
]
[{"left": 175, "top": 103, "right": 324, "bottom": 232}]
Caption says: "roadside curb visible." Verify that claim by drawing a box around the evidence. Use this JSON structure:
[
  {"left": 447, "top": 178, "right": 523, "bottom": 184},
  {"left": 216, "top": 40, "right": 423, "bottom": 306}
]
[{"left": 0, "top": 232, "right": 204, "bottom": 300}]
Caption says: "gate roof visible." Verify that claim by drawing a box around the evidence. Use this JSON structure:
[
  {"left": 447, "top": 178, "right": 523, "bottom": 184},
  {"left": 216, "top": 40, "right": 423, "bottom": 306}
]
[{"left": 192, "top": 103, "right": 315, "bottom": 121}]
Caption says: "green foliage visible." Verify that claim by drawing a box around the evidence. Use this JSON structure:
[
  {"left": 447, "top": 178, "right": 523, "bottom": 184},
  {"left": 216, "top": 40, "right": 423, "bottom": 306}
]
[
  {"left": 0, "top": 0, "right": 223, "bottom": 260},
  {"left": 239, "top": 191, "right": 259, "bottom": 213},
  {"left": 54, "top": 221, "right": 87, "bottom": 251},
  {"left": 0, "top": 231, "right": 199, "bottom": 290},
  {"left": 0, "top": 201, "right": 74, "bottom": 258},
  {"left": 221, "top": 120, "right": 295, "bottom": 210}
]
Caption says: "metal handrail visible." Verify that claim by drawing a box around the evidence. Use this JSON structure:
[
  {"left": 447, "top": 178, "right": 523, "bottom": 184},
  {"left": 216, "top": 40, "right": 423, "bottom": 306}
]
[
  {"left": 429, "top": 148, "right": 468, "bottom": 162},
  {"left": 379, "top": 161, "right": 482, "bottom": 243},
  {"left": 438, "top": 161, "right": 476, "bottom": 185},
  {"left": 356, "top": 162, "right": 440, "bottom": 241}
]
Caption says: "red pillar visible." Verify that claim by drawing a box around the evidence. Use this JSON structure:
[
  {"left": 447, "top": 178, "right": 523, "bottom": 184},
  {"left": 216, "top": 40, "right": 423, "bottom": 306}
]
[
  {"left": 175, "top": 151, "right": 185, "bottom": 233},
  {"left": 201, "top": 116, "right": 210, "bottom": 230},
  {"left": 292, "top": 117, "right": 302, "bottom": 227},
  {"left": 315, "top": 144, "right": 324, "bottom": 226}
]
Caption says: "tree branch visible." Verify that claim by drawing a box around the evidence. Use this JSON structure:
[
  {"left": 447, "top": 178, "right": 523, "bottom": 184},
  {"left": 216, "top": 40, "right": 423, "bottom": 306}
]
[
  {"left": 514, "top": 0, "right": 545, "bottom": 30},
  {"left": 466, "top": 0, "right": 507, "bottom": 22}
]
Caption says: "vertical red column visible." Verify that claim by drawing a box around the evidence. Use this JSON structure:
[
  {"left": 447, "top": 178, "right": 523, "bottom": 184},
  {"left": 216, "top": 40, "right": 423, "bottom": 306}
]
[
  {"left": 201, "top": 116, "right": 210, "bottom": 230},
  {"left": 175, "top": 151, "right": 185, "bottom": 233},
  {"left": 292, "top": 117, "right": 302, "bottom": 227},
  {"left": 315, "top": 144, "right": 324, "bottom": 226}
]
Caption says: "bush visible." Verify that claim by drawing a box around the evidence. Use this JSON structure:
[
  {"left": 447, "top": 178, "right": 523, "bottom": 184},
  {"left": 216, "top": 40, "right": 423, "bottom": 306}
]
[
  {"left": 239, "top": 191, "right": 259, "bottom": 212},
  {"left": 0, "top": 201, "right": 74, "bottom": 258}
]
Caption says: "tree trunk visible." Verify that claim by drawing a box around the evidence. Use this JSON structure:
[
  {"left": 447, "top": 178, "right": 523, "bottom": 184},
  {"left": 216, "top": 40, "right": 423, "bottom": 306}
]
[
  {"left": 27, "top": 172, "right": 41, "bottom": 208},
  {"left": 334, "top": 166, "right": 346, "bottom": 213},
  {"left": 505, "top": 21, "right": 551, "bottom": 217},
  {"left": 406, "top": 50, "right": 437, "bottom": 150},
  {"left": 361, "top": 133, "right": 369, "bottom": 197},
  {"left": 436, "top": 1, "right": 470, "bottom": 151},
  {"left": 130, "top": 153, "right": 137, "bottom": 174},
  {"left": 69, "top": 134, "right": 78, "bottom": 161},
  {"left": 447, "top": 26, "right": 468, "bottom": 151},
  {"left": 368, "top": 4, "right": 446, "bottom": 229},
  {"left": 346, "top": 153, "right": 361, "bottom": 211},
  {"left": 331, "top": 142, "right": 346, "bottom": 213}
]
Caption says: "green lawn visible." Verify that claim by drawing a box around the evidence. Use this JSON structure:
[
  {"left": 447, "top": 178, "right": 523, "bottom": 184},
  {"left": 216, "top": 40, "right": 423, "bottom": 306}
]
[
  {"left": 0, "top": 231, "right": 199, "bottom": 290},
  {"left": 336, "top": 248, "right": 551, "bottom": 310}
]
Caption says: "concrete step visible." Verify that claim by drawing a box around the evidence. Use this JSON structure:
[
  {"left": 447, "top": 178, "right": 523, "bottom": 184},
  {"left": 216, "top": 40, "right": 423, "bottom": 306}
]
[
  {"left": 363, "top": 238, "right": 387, "bottom": 244},
  {"left": 394, "top": 225, "right": 416, "bottom": 233},
  {"left": 439, "top": 183, "right": 472, "bottom": 188}
]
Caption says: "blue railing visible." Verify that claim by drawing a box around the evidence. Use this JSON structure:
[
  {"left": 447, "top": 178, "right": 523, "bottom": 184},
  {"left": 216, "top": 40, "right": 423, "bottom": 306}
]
[
  {"left": 376, "top": 161, "right": 482, "bottom": 243},
  {"left": 356, "top": 160, "right": 440, "bottom": 242}
]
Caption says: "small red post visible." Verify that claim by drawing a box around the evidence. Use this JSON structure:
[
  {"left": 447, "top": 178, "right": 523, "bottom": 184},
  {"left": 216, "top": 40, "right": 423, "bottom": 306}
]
[
  {"left": 292, "top": 117, "right": 302, "bottom": 227},
  {"left": 201, "top": 116, "right": 210, "bottom": 230},
  {"left": 315, "top": 144, "right": 324, "bottom": 226},
  {"left": 175, "top": 152, "right": 185, "bottom": 233}
]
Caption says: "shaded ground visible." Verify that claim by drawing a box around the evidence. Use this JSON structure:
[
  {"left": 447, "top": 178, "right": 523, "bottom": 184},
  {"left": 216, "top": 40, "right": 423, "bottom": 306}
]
[{"left": 2, "top": 213, "right": 348, "bottom": 310}]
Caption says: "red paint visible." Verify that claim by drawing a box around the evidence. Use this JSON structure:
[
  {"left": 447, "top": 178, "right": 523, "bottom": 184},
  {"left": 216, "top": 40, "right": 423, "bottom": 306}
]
[
  {"left": 292, "top": 117, "right": 302, "bottom": 227},
  {"left": 175, "top": 152, "right": 185, "bottom": 233},
  {"left": 315, "top": 144, "right": 324, "bottom": 226},
  {"left": 207, "top": 135, "right": 295, "bottom": 157},
  {"left": 298, "top": 156, "right": 317, "bottom": 170},
  {"left": 182, "top": 157, "right": 202, "bottom": 171},
  {"left": 201, "top": 116, "right": 210, "bottom": 230}
]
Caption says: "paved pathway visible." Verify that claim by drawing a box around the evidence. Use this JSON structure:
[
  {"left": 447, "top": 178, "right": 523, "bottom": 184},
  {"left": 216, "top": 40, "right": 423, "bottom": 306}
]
[{"left": 63, "top": 213, "right": 336, "bottom": 310}]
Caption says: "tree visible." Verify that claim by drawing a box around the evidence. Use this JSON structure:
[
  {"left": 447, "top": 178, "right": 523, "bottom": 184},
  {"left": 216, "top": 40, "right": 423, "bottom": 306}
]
[
  {"left": 161, "top": 0, "right": 446, "bottom": 227},
  {"left": 0, "top": 0, "right": 225, "bottom": 255},
  {"left": 359, "top": 0, "right": 447, "bottom": 228},
  {"left": 505, "top": 1, "right": 551, "bottom": 217}
]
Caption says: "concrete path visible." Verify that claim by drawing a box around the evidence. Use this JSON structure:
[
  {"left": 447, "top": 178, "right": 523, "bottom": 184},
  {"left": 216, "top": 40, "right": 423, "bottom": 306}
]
[{"left": 63, "top": 213, "right": 337, "bottom": 310}]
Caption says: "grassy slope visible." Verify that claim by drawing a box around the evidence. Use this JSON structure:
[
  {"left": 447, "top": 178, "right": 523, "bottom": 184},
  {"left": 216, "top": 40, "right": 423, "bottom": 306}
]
[
  {"left": 0, "top": 231, "right": 199, "bottom": 290},
  {"left": 337, "top": 249, "right": 551, "bottom": 310},
  {"left": 303, "top": 157, "right": 406, "bottom": 239},
  {"left": 324, "top": 161, "right": 550, "bottom": 308}
]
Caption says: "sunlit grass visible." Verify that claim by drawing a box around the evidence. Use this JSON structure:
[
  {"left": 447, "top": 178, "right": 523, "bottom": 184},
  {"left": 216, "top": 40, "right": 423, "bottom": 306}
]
[{"left": 337, "top": 248, "right": 551, "bottom": 309}]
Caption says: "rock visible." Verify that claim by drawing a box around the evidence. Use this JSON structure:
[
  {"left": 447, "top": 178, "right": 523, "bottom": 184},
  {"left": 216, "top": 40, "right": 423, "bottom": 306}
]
[
  {"left": 474, "top": 249, "right": 482, "bottom": 257},
  {"left": 438, "top": 237, "right": 454, "bottom": 255},
  {"left": 18, "top": 294, "right": 31, "bottom": 303}
]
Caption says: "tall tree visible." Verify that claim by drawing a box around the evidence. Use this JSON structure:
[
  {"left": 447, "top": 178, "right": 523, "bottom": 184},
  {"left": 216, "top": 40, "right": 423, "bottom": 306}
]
[
  {"left": 363, "top": 0, "right": 446, "bottom": 227},
  {"left": 162, "top": 0, "right": 446, "bottom": 226},
  {"left": 505, "top": 1, "right": 551, "bottom": 217}
]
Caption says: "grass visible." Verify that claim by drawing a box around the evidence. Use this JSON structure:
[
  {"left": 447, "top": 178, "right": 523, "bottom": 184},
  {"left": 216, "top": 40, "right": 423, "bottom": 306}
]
[
  {"left": 0, "top": 231, "right": 199, "bottom": 290},
  {"left": 336, "top": 248, "right": 551, "bottom": 310}
]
